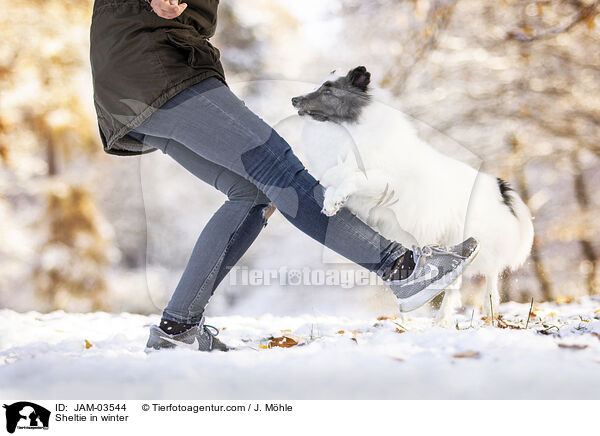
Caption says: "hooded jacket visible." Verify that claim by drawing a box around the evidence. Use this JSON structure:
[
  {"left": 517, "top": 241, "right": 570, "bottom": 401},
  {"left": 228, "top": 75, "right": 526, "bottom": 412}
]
[{"left": 90, "top": 0, "right": 225, "bottom": 156}]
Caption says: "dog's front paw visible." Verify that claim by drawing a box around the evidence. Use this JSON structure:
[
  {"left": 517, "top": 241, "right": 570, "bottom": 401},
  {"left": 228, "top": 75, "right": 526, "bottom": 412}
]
[{"left": 322, "top": 196, "right": 347, "bottom": 217}]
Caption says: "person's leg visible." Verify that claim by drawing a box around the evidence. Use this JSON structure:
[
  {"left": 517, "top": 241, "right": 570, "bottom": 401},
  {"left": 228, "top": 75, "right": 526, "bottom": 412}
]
[
  {"left": 133, "top": 78, "right": 406, "bottom": 277},
  {"left": 134, "top": 78, "right": 480, "bottom": 328},
  {"left": 143, "top": 137, "right": 273, "bottom": 325}
]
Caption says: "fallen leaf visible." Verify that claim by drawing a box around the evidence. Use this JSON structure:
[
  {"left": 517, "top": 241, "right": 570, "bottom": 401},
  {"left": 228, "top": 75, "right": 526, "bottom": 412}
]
[
  {"left": 594, "top": 309, "right": 600, "bottom": 314},
  {"left": 496, "top": 318, "right": 521, "bottom": 330},
  {"left": 556, "top": 295, "right": 574, "bottom": 305},
  {"left": 258, "top": 344, "right": 269, "bottom": 349},
  {"left": 590, "top": 332, "right": 600, "bottom": 341},
  {"left": 268, "top": 336, "right": 299, "bottom": 348},
  {"left": 336, "top": 330, "right": 345, "bottom": 334},
  {"left": 377, "top": 315, "right": 398, "bottom": 321},
  {"left": 221, "top": 327, "right": 226, "bottom": 330},
  {"left": 395, "top": 328, "right": 405, "bottom": 334},
  {"left": 392, "top": 357, "right": 404, "bottom": 362},
  {"left": 84, "top": 339, "right": 93, "bottom": 349},
  {"left": 350, "top": 337, "right": 358, "bottom": 344},
  {"left": 480, "top": 315, "right": 495, "bottom": 326},
  {"left": 558, "top": 343, "right": 588, "bottom": 350},
  {"left": 453, "top": 350, "right": 480, "bottom": 359}
]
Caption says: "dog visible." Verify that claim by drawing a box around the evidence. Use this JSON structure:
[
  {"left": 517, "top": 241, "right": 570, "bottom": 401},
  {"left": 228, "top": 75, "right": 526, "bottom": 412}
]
[{"left": 283, "top": 66, "right": 534, "bottom": 325}]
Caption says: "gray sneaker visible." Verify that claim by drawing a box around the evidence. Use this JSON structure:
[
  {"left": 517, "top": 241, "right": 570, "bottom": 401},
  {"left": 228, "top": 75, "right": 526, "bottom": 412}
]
[
  {"left": 144, "top": 317, "right": 229, "bottom": 353},
  {"left": 384, "top": 237, "right": 480, "bottom": 312}
]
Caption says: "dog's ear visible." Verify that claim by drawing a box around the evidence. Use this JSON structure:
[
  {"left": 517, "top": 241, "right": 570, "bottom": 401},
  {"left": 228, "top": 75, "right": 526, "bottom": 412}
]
[{"left": 347, "top": 66, "right": 371, "bottom": 92}]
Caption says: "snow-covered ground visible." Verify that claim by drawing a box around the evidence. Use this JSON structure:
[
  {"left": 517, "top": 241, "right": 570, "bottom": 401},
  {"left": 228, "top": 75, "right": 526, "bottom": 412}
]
[{"left": 1, "top": 297, "right": 599, "bottom": 399}]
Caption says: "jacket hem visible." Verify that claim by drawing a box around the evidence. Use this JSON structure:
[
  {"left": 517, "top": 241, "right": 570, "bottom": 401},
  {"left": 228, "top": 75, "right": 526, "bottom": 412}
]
[{"left": 103, "top": 70, "right": 226, "bottom": 156}]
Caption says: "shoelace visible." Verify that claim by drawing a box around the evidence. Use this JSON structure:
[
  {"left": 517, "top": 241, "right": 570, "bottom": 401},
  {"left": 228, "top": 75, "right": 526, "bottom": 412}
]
[
  {"left": 198, "top": 323, "right": 220, "bottom": 349},
  {"left": 203, "top": 324, "right": 220, "bottom": 337},
  {"left": 384, "top": 241, "right": 475, "bottom": 282}
]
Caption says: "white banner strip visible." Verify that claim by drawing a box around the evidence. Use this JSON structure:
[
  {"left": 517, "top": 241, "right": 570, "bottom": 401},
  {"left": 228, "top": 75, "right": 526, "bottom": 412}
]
[{"left": 1, "top": 400, "right": 597, "bottom": 435}]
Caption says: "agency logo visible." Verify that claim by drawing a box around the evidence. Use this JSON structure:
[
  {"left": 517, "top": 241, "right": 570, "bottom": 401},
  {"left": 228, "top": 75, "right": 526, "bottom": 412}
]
[{"left": 3, "top": 402, "right": 50, "bottom": 434}]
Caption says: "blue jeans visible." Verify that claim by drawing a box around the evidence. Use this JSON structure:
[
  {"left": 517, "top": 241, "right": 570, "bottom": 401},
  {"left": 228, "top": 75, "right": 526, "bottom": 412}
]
[{"left": 130, "top": 77, "right": 406, "bottom": 323}]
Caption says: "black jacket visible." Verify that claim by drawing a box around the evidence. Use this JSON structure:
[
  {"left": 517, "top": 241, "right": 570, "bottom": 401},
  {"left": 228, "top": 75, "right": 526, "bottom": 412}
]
[{"left": 90, "top": 0, "right": 225, "bottom": 155}]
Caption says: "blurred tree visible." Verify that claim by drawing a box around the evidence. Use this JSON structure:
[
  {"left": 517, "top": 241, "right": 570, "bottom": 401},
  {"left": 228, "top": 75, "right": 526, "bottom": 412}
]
[
  {"left": 340, "top": 0, "right": 600, "bottom": 300},
  {"left": 0, "top": 0, "right": 98, "bottom": 174},
  {"left": 215, "top": 3, "right": 264, "bottom": 78},
  {"left": 32, "top": 183, "right": 116, "bottom": 311},
  {"left": 0, "top": 0, "right": 114, "bottom": 311},
  {"left": 0, "top": 0, "right": 270, "bottom": 312}
]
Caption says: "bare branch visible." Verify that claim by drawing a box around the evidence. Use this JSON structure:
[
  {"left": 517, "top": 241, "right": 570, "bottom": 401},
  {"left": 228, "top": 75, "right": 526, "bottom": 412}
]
[{"left": 507, "top": 0, "right": 600, "bottom": 42}]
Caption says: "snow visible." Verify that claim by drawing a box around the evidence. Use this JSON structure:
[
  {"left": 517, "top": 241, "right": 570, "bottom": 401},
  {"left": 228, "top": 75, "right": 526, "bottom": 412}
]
[{"left": 1, "top": 297, "right": 599, "bottom": 399}]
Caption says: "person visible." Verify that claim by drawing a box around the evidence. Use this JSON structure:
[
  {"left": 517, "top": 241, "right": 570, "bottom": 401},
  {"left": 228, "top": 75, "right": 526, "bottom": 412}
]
[{"left": 89, "top": 0, "right": 479, "bottom": 352}]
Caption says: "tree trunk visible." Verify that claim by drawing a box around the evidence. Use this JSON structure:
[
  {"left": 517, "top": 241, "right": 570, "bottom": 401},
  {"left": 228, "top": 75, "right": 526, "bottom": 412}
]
[
  {"left": 570, "top": 150, "right": 598, "bottom": 295},
  {"left": 47, "top": 138, "right": 57, "bottom": 177},
  {"left": 510, "top": 135, "right": 553, "bottom": 301}
]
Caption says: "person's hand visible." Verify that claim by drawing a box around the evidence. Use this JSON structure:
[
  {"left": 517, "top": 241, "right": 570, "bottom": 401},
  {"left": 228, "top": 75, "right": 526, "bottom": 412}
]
[{"left": 150, "top": 0, "right": 187, "bottom": 19}]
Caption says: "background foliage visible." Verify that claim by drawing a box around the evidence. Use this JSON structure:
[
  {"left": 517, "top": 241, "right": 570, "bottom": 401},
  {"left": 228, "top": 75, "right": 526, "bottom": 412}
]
[{"left": 1, "top": 0, "right": 598, "bottom": 315}]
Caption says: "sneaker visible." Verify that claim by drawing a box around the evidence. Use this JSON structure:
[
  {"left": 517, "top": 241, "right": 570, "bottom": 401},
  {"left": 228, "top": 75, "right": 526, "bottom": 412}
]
[
  {"left": 384, "top": 237, "right": 480, "bottom": 312},
  {"left": 144, "top": 317, "right": 229, "bottom": 353}
]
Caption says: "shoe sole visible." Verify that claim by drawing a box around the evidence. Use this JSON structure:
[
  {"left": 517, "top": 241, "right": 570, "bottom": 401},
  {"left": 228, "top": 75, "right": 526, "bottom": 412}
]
[
  {"left": 397, "top": 243, "right": 480, "bottom": 312},
  {"left": 143, "top": 326, "right": 230, "bottom": 353},
  {"left": 144, "top": 345, "right": 230, "bottom": 353}
]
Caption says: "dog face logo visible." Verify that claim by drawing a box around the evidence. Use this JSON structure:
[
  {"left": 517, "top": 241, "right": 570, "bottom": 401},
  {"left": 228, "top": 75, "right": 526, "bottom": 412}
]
[{"left": 3, "top": 402, "right": 50, "bottom": 434}]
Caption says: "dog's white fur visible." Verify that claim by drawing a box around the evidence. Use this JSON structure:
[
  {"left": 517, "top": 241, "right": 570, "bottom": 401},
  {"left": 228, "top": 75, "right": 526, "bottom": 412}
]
[{"left": 280, "top": 81, "right": 534, "bottom": 325}]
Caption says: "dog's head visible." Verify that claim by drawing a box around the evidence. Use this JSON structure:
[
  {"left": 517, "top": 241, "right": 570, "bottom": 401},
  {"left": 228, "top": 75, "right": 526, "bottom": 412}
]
[{"left": 291, "top": 66, "right": 371, "bottom": 123}]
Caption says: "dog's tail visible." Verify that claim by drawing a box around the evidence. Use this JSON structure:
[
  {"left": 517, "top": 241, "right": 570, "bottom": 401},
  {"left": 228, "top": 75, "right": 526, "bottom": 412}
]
[{"left": 497, "top": 178, "right": 534, "bottom": 270}]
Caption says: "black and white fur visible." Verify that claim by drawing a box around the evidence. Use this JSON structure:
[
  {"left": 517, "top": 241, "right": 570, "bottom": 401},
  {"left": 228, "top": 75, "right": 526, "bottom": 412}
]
[{"left": 283, "top": 66, "right": 534, "bottom": 325}]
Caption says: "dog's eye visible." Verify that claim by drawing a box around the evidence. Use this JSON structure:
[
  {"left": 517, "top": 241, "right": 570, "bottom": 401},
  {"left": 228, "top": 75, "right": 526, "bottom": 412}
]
[{"left": 324, "top": 88, "right": 332, "bottom": 95}]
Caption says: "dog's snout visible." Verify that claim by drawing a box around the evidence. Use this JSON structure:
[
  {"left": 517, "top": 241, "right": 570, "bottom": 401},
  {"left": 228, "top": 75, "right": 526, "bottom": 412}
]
[{"left": 292, "top": 96, "right": 301, "bottom": 106}]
